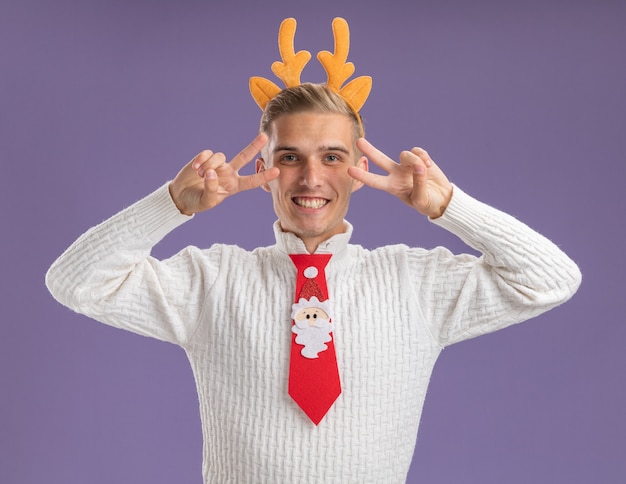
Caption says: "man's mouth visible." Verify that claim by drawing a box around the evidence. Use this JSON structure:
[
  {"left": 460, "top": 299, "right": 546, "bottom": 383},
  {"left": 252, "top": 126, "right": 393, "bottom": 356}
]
[{"left": 292, "top": 197, "right": 329, "bottom": 209}]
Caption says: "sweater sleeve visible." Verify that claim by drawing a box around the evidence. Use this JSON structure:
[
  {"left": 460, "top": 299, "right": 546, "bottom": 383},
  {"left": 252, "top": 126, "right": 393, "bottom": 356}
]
[
  {"left": 45, "top": 183, "right": 219, "bottom": 346},
  {"left": 410, "top": 185, "right": 582, "bottom": 347}
]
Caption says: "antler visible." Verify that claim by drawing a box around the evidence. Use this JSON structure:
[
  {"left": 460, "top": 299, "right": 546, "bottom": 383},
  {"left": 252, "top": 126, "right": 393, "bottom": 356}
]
[
  {"left": 271, "top": 18, "right": 311, "bottom": 87},
  {"left": 317, "top": 18, "right": 355, "bottom": 92},
  {"left": 249, "top": 18, "right": 311, "bottom": 110},
  {"left": 317, "top": 18, "right": 372, "bottom": 112}
]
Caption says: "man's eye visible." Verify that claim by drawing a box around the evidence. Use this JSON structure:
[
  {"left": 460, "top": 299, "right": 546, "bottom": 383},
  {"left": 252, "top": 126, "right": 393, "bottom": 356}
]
[
  {"left": 281, "top": 155, "right": 298, "bottom": 163},
  {"left": 326, "top": 155, "right": 339, "bottom": 162}
]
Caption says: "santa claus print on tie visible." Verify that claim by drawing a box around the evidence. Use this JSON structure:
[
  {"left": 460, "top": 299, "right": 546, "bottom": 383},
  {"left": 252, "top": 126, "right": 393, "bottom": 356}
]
[{"left": 291, "top": 295, "right": 334, "bottom": 359}]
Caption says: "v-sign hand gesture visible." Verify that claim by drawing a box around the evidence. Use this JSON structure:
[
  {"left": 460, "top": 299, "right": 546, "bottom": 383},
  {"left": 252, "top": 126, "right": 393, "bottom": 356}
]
[
  {"left": 348, "top": 138, "right": 453, "bottom": 219},
  {"left": 169, "top": 133, "right": 280, "bottom": 215}
]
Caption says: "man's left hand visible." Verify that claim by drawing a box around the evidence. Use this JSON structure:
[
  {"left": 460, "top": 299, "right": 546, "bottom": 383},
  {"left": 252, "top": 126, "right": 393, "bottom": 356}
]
[{"left": 348, "top": 138, "right": 453, "bottom": 219}]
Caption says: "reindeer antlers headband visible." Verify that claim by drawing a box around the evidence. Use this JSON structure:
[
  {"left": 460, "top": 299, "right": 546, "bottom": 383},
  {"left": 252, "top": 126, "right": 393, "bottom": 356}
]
[{"left": 249, "top": 17, "right": 372, "bottom": 131}]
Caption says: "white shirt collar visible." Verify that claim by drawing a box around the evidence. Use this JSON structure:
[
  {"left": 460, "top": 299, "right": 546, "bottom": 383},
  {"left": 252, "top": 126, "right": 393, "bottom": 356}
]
[{"left": 273, "top": 220, "right": 353, "bottom": 256}]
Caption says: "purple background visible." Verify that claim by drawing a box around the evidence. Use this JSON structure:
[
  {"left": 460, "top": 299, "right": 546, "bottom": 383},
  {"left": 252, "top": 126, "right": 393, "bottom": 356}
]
[{"left": 2, "top": 0, "right": 624, "bottom": 482}]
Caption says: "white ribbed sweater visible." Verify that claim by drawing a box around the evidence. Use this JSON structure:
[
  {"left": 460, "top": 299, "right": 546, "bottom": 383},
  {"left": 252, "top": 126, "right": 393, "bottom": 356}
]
[{"left": 46, "top": 184, "right": 581, "bottom": 483}]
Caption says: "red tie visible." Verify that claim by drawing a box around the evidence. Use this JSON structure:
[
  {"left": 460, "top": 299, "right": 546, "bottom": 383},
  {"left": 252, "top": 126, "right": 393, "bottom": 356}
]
[{"left": 288, "top": 254, "right": 341, "bottom": 425}]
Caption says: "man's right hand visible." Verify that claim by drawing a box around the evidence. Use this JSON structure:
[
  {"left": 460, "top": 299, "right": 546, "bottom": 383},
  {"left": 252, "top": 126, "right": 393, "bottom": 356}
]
[{"left": 169, "top": 133, "right": 279, "bottom": 215}]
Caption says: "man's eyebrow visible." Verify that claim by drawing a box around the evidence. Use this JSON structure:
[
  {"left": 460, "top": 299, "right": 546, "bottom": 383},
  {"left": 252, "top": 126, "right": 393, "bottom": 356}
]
[
  {"left": 320, "top": 145, "right": 350, "bottom": 154},
  {"left": 274, "top": 145, "right": 298, "bottom": 152},
  {"left": 272, "top": 144, "right": 351, "bottom": 154}
]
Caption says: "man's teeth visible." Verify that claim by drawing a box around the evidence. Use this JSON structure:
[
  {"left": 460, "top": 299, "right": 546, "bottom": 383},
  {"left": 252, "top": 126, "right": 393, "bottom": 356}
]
[{"left": 293, "top": 197, "right": 328, "bottom": 209}]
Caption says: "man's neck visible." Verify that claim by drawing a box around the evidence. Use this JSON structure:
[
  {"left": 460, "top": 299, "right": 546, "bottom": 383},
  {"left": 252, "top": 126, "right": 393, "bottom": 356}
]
[
  {"left": 273, "top": 221, "right": 353, "bottom": 256},
  {"left": 290, "top": 223, "right": 349, "bottom": 254}
]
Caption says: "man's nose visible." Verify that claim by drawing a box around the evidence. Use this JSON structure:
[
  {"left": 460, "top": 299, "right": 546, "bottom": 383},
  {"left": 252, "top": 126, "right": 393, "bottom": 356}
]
[{"left": 300, "top": 160, "right": 323, "bottom": 187}]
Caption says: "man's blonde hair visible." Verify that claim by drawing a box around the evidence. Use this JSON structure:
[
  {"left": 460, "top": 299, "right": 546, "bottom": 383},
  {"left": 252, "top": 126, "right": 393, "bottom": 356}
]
[{"left": 259, "top": 83, "right": 363, "bottom": 142}]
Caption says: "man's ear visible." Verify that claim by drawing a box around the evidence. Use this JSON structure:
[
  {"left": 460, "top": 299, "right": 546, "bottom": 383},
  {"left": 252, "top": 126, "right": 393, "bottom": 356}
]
[
  {"left": 255, "top": 158, "right": 272, "bottom": 192},
  {"left": 351, "top": 156, "right": 369, "bottom": 193}
]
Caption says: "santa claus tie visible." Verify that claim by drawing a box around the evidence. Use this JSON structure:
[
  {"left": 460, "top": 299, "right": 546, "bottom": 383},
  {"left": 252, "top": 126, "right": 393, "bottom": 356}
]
[{"left": 288, "top": 254, "right": 341, "bottom": 424}]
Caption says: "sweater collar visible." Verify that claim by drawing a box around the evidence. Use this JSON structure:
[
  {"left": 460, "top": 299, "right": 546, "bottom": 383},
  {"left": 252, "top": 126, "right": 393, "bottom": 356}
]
[{"left": 273, "top": 220, "right": 353, "bottom": 257}]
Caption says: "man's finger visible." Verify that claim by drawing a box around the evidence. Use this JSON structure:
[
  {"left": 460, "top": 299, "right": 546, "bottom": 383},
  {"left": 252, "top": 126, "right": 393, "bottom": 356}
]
[
  {"left": 410, "top": 147, "right": 433, "bottom": 168},
  {"left": 238, "top": 166, "right": 280, "bottom": 192},
  {"left": 230, "top": 133, "right": 268, "bottom": 172},
  {"left": 356, "top": 138, "right": 397, "bottom": 173},
  {"left": 399, "top": 150, "right": 426, "bottom": 172},
  {"left": 191, "top": 150, "right": 214, "bottom": 171},
  {"left": 347, "top": 166, "right": 389, "bottom": 192},
  {"left": 197, "top": 152, "right": 227, "bottom": 177},
  {"left": 200, "top": 169, "right": 220, "bottom": 208}
]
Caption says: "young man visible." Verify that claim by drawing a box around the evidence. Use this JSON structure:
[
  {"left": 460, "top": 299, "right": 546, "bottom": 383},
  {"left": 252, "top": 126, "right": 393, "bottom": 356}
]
[{"left": 46, "top": 83, "right": 581, "bottom": 483}]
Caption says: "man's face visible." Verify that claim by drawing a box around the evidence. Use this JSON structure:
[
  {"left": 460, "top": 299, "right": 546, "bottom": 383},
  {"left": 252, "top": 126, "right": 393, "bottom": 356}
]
[{"left": 256, "top": 112, "right": 368, "bottom": 253}]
